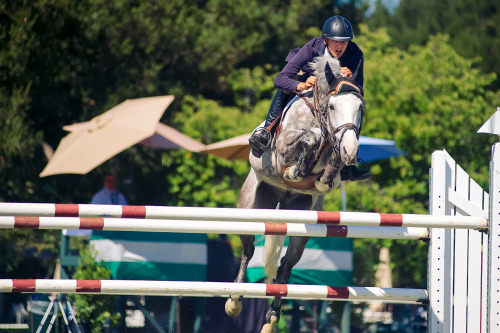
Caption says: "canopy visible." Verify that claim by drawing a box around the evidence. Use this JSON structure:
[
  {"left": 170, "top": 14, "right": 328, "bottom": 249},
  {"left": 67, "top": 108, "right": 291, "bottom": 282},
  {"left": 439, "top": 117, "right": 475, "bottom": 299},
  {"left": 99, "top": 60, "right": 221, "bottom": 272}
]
[{"left": 202, "top": 133, "right": 406, "bottom": 163}]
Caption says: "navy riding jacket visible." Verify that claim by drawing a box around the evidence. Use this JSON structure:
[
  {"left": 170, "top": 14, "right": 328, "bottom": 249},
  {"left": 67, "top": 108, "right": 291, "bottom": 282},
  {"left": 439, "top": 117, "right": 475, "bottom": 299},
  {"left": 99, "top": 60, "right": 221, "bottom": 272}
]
[{"left": 274, "top": 37, "right": 364, "bottom": 92}]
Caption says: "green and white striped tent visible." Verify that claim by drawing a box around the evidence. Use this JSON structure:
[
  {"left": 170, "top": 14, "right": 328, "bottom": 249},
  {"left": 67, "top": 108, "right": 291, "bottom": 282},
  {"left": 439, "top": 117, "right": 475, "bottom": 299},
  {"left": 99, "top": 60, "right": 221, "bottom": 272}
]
[
  {"left": 247, "top": 236, "right": 352, "bottom": 286},
  {"left": 89, "top": 232, "right": 351, "bottom": 285},
  {"left": 90, "top": 230, "right": 207, "bottom": 281}
]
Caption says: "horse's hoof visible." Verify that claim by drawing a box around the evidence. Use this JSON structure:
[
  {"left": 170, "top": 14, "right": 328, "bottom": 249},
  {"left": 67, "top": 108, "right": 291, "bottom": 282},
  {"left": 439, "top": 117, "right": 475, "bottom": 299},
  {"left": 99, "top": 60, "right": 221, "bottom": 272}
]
[
  {"left": 315, "top": 174, "right": 341, "bottom": 192},
  {"left": 225, "top": 297, "right": 242, "bottom": 318},
  {"left": 283, "top": 166, "right": 300, "bottom": 182},
  {"left": 315, "top": 178, "right": 331, "bottom": 192},
  {"left": 260, "top": 315, "right": 278, "bottom": 333}
]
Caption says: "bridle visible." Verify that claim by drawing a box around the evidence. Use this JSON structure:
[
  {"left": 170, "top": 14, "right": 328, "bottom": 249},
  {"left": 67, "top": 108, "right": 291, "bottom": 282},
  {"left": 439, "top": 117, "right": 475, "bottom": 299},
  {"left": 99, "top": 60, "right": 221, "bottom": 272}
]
[{"left": 299, "top": 82, "right": 365, "bottom": 162}]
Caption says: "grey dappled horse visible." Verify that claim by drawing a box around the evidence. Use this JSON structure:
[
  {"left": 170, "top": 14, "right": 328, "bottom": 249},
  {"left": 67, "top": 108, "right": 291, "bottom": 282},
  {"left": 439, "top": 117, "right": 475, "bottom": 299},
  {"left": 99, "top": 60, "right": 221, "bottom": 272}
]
[{"left": 225, "top": 56, "right": 366, "bottom": 332}]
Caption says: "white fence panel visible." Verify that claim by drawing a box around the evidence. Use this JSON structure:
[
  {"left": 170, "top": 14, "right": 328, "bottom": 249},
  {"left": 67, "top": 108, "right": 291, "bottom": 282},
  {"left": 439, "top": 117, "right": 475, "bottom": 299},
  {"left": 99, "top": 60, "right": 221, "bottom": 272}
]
[
  {"left": 488, "top": 143, "right": 500, "bottom": 331},
  {"left": 429, "top": 149, "right": 489, "bottom": 333}
]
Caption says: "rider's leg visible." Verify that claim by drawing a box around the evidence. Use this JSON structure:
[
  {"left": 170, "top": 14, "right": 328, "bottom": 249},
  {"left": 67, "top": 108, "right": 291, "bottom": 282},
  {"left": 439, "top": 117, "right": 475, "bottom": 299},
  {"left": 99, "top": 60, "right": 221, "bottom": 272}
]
[{"left": 249, "top": 89, "right": 290, "bottom": 158}]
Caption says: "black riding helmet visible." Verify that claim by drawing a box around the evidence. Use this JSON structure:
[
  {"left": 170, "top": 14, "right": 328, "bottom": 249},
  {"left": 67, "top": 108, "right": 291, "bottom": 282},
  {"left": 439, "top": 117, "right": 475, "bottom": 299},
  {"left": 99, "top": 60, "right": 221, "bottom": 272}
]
[{"left": 321, "top": 16, "right": 353, "bottom": 41}]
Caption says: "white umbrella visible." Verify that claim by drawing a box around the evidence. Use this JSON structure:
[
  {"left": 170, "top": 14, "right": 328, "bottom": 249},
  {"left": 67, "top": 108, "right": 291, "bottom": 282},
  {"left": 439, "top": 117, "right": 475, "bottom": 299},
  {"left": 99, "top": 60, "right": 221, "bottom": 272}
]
[{"left": 40, "top": 96, "right": 205, "bottom": 177}]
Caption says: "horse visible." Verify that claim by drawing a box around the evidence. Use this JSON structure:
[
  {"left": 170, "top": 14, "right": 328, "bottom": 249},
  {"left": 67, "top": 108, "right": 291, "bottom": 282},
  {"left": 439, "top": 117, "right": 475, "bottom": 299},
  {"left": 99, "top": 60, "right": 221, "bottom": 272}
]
[{"left": 225, "top": 56, "right": 366, "bottom": 332}]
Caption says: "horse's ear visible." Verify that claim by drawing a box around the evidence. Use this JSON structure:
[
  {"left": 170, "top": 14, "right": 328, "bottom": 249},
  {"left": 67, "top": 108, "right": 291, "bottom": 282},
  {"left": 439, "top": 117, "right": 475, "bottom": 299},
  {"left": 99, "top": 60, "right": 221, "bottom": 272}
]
[{"left": 325, "top": 61, "right": 335, "bottom": 84}]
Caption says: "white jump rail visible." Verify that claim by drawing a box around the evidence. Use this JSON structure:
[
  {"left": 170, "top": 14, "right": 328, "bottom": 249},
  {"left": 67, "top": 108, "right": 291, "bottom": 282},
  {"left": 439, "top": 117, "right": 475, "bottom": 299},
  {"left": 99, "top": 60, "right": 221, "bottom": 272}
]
[
  {"left": 0, "top": 279, "right": 428, "bottom": 303},
  {"left": 0, "top": 216, "right": 429, "bottom": 240},
  {"left": 0, "top": 203, "right": 487, "bottom": 230}
]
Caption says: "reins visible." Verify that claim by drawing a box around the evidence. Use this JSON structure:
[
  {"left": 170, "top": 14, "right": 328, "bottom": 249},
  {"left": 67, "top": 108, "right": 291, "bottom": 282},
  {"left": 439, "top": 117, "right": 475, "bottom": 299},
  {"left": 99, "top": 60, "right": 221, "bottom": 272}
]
[{"left": 298, "top": 82, "right": 365, "bottom": 167}]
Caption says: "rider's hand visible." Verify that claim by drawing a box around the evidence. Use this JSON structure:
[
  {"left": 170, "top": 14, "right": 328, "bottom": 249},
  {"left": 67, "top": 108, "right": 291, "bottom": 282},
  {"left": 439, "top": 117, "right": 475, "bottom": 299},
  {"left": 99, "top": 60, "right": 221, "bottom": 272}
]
[
  {"left": 340, "top": 67, "right": 352, "bottom": 77},
  {"left": 295, "top": 76, "right": 317, "bottom": 91}
]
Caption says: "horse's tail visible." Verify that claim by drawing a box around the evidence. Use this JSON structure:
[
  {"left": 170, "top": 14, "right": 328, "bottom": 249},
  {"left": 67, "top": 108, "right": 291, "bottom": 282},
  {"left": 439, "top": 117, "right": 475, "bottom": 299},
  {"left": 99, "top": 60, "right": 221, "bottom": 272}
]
[{"left": 263, "top": 235, "right": 286, "bottom": 283}]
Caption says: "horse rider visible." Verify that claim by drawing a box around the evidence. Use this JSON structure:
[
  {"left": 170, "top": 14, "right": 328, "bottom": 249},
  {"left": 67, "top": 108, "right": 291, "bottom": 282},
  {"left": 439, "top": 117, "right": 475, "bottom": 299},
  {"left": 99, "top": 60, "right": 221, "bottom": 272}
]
[{"left": 248, "top": 15, "right": 370, "bottom": 181}]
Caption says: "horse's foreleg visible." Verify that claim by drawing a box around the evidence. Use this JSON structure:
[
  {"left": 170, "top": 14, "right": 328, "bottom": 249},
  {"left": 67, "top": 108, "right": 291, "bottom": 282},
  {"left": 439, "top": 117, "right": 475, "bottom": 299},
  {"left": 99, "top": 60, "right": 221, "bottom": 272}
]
[
  {"left": 282, "top": 130, "right": 320, "bottom": 181},
  {"left": 297, "top": 130, "right": 321, "bottom": 177},
  {"left": 225, "top": 234, "right": 255, "bottom": 317},
  {"left": 315, "top": 156, "right": 342, "bottom": 192}
]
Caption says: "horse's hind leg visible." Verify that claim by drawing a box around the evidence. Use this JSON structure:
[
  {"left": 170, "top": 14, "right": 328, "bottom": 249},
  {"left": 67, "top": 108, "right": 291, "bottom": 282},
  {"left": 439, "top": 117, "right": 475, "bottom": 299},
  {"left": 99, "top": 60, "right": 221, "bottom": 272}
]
[
  {"left": 226, "top": 170, "right": 280, "bottom": 318},
  {"left": 264, "top": 235, "right": 311, "bottom": 324},
  {"left": 262, "top": 196, "right": 314, "bottom": 331},
  {"left": 225, "top": 233, "right": 254, "bottom": 317},
  {"left": 226, "top": 170, "right": 258, "bottom": 317}
]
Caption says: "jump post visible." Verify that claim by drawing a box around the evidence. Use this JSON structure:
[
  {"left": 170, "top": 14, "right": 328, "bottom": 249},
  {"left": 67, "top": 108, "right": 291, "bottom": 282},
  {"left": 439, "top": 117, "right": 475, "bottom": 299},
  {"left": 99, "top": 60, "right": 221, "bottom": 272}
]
[{"left": 0, "top": 143, "right": 500, "bottom": 332}]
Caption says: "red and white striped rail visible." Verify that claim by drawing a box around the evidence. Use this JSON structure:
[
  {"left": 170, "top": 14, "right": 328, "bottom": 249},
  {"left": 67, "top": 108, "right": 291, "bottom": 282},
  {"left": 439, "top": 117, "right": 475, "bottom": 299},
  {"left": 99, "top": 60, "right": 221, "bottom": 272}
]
[
  {"left": 0, "top": 203, "right": 488, "bottom": 230},
  {"left": 0, "top": 216, "right": 429, "bottom": 239},
  {"left": 0, "top": 279, "right": 428, "bottom": 303}
]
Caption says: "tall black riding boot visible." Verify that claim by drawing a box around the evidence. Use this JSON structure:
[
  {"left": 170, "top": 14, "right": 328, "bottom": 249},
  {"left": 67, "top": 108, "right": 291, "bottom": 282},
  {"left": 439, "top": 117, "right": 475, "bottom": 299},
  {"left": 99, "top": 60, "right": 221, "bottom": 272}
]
[{"left": 249, "top": 89, "right": 289, "bottom": 158}]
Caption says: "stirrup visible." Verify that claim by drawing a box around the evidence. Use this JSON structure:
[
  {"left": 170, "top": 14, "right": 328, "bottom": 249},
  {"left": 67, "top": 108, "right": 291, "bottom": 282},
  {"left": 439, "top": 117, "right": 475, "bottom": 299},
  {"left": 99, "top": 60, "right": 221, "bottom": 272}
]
[{"left": 249, "top": 128, "right": 271, "bottom": 158}]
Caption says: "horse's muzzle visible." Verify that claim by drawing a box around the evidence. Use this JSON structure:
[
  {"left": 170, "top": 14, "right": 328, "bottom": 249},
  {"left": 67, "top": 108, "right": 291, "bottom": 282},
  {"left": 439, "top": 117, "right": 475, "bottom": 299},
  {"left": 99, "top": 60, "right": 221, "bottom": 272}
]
[{"left": 339, "top": 131, "right": 359, "bottom": 164}]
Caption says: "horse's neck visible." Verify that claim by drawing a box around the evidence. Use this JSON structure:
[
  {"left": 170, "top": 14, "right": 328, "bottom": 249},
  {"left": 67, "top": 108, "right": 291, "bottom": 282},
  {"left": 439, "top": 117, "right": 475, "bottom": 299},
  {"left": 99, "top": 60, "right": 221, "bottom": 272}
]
[{"left": 281, "top": 94, "right": 315, "bottom": 126}]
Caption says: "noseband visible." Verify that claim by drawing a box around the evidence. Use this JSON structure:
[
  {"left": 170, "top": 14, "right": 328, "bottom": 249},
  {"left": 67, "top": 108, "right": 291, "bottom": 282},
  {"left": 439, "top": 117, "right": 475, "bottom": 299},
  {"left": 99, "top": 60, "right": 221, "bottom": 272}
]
[{"left": 326, "top": 91, "right": 365, "bottom": 155}]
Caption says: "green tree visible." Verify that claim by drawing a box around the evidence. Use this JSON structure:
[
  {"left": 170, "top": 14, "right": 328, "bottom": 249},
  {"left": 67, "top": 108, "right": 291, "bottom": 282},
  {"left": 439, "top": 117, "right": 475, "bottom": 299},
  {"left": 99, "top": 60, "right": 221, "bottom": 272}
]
[
  {"left": 0, "top": 0, "right": 371, "bottom": 286},
  {"left": 368, "top": 0, "right": 500, "bottom": 88},
  {"left": 69, "top": 246, "right": 121, "bottom": 332},
  {"left": 0, "top": 0, "right": 367, "bottom": 206}
]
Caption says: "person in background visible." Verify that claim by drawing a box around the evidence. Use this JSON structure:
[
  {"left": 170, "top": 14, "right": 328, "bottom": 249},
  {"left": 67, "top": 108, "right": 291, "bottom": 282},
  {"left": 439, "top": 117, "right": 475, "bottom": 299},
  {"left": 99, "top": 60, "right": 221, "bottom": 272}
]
[{"left": 90, "top": 174, "right": 128, "bottom": 205}]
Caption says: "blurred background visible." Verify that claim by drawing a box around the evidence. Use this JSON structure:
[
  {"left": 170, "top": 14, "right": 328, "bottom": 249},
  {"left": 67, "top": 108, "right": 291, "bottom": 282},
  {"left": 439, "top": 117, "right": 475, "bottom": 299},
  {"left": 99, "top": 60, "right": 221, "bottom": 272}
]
[{"left": 1, "top": 0, "right": 499, "bottom": 332}]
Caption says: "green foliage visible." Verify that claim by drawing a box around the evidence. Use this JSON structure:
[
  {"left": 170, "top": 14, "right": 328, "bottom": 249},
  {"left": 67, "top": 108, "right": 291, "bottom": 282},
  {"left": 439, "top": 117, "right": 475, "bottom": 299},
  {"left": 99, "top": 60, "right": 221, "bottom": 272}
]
[
  {"left": 0, "top": 230, "right": 58, "bottom": 273},
  {"left": 162, "top": 95, "right": 263, "bottom": 208},
  {"left": 368, "top": 0, "right": 500, "bottom": 88},
  {"left": 69, "top": 246, "right": 121, "bottom": 332},
  {"left": 0, "top": 0, "right": 357, "bottom": 206},
  {"left": 2, "top": 0, "right": 500, "bottom": 304},
  {"left": 222, "top": 65, "right": 277, "bottom": 110},
  {"left": 357, "top": 25, "right": 500, "bottom": 188}
]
